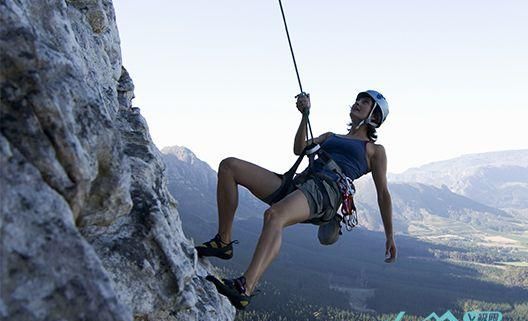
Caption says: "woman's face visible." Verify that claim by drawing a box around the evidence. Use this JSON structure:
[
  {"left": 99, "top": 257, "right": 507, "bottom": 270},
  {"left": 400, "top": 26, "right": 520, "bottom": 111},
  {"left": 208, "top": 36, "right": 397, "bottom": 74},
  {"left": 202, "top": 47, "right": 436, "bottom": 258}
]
[{"left": 349, "top": 97, "right": 374, "bottom": 122}]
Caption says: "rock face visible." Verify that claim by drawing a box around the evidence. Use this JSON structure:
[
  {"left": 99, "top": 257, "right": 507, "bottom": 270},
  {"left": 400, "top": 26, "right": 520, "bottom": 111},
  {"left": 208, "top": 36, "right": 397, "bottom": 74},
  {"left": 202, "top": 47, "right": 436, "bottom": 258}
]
[{"left": 0, "top": 1, "right": 234, "bottom": 320}]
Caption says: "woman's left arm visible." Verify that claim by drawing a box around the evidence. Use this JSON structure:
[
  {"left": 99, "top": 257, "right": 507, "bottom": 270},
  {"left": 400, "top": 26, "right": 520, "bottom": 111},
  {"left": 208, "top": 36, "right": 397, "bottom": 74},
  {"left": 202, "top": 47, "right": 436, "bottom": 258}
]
[{"left": 371, "top": 145, "right": 397, "bottom": 263}]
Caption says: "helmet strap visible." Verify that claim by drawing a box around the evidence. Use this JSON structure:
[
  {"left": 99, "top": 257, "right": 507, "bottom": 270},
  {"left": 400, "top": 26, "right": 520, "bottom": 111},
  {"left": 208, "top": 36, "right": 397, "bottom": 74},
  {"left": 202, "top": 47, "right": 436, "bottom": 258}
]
[
  {"left": 351, "top": 119, "right": 363, "bottom": 130},
  {"left": 366, "top": 102, "right": 380, "bottom": 127},
  {"left": 351, "top": 102, "right": 379, "bottom": 130}
]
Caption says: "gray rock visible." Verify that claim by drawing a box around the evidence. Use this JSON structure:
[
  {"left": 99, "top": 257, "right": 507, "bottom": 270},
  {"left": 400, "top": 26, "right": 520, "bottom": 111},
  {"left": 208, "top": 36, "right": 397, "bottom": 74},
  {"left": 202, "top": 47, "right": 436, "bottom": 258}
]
[
  {"left": 0, "top": 134, "right": 132, "bottom": 321},
  {"left": 0, "top": 0, "right": 235, "bottom": 320}
]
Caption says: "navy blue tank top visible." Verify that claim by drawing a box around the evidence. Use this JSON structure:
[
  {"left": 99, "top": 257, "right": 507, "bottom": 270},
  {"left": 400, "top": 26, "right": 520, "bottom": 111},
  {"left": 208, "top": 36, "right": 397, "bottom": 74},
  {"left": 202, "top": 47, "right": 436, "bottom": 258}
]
[{"left": 310, "top": 133, "right": 370, "bottom": 181}]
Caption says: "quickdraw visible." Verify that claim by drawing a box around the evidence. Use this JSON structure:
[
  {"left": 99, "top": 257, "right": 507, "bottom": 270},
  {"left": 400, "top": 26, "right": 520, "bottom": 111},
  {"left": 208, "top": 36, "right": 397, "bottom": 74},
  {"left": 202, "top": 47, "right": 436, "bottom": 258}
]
[{"left": 335, "top": 171, "right": 359, "bottom": 231}]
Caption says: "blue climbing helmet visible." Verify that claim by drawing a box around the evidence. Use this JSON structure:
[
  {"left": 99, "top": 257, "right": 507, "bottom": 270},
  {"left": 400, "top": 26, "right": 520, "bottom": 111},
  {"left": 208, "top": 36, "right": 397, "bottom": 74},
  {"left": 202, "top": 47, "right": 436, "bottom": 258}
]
[{"left": 356, "top": 90, "right": 389, "bottom": 128}]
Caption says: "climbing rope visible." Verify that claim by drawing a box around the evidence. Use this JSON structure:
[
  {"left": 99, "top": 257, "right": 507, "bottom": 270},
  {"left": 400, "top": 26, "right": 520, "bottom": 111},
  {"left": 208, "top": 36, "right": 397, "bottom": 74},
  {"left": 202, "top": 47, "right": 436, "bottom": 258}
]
[{"left": 278, "top": 0, "right": 315, "bottom": 145}]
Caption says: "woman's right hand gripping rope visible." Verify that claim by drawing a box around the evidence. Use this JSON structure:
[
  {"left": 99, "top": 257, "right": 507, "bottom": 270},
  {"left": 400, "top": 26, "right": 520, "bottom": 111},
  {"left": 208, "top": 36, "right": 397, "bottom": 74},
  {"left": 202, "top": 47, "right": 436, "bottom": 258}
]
[{"left": 296, "top": 92, "right": 311, "bottom": 115}]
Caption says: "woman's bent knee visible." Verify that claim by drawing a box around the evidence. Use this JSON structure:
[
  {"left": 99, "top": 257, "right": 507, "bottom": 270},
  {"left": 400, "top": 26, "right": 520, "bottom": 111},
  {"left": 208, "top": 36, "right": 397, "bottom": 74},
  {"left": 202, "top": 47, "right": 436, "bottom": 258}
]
[
  {"left": 263, "top": 206, "right": 285, "bottom": 228},
  {"left": 218, "top": 157, "right": 239, "bottom": 175}
]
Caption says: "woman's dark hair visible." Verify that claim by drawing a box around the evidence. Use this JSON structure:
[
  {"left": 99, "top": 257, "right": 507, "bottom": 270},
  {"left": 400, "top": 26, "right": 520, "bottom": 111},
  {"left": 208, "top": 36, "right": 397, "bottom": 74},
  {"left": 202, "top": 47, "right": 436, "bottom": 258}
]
[{"left": 347, "top": 121, "right": 378, "bottom": 142}]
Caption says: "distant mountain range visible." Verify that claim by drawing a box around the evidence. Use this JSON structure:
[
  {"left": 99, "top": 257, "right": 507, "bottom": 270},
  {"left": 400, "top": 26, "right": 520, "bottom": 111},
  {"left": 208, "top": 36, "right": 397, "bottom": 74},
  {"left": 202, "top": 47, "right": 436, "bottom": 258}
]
[
  {"left": 389, "top": 149, "right": 528, "bottom": 210},
  {"left": 354, "top": 179, "right": 520, "bottom": 234}
]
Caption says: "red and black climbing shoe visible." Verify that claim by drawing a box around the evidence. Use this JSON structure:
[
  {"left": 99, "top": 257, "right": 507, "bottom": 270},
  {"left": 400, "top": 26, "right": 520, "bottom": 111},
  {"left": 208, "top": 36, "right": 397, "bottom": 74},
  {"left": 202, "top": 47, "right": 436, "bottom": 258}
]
[
  {"left": 195, "top": 234, "right": 238, "bottom": 260},
  {"left": 206, "top": 275, "right": 252, "bottom": 310}
]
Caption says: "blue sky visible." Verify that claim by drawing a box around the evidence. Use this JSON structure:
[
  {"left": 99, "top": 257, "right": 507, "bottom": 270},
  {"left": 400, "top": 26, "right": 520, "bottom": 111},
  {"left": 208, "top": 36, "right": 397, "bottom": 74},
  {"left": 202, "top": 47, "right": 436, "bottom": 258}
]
[{"left": 114, "top": 1, "right": 527, "bottom": 174}]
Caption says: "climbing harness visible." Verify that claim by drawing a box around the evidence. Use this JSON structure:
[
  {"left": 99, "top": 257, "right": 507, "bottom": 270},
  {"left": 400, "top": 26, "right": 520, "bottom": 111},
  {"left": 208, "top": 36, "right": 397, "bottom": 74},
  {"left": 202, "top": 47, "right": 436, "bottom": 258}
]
[{"left": 275, "top": 0, "right": 359, "bottom": 230}]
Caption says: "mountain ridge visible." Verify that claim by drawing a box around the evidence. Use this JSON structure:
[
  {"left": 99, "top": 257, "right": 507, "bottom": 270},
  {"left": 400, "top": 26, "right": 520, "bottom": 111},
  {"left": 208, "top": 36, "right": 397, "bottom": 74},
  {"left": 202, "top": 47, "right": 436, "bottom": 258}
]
[
  {"left": 389, "top": 149, "right": 528, "bottom": 210},
  {"left": 162, "top": 145, "right": 201, "bottom": 165},
  {"left": 392, "top": 149, "right": 528, "bottom": 175}
]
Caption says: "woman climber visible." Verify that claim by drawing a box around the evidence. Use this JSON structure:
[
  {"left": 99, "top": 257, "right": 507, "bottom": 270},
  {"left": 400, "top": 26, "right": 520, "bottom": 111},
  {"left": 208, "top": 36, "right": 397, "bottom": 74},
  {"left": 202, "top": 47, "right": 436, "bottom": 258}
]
[{"left": 196, "top": 90, "right": 397, "bottom": 310}]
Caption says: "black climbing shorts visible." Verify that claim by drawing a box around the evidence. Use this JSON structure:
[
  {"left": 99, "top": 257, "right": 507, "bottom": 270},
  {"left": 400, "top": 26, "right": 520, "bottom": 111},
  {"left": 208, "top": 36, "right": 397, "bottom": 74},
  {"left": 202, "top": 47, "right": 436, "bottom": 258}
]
[{"left": 262, "top": 171, "right": 342, "bottom": 225}]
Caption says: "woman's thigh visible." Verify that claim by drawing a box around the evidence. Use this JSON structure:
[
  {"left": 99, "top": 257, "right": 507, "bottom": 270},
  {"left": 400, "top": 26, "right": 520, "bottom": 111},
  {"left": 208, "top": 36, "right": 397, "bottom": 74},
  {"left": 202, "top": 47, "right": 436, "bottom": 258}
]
[
  {"left": 222, "top": 157, "right": 283, "bottom": 202},
  {"left": 267, "top": 190, "right": 311, "bottom": 227}
]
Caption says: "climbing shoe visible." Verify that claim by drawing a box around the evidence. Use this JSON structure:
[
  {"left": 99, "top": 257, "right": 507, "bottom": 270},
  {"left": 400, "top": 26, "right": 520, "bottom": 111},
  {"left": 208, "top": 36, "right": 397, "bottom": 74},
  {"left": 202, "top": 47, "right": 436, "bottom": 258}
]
[
  {"left": 195, "top": 234, "right": 238, "bottom": 260},
  {"left": 206, "top": 275, "right": 251, "bottom": 310}
]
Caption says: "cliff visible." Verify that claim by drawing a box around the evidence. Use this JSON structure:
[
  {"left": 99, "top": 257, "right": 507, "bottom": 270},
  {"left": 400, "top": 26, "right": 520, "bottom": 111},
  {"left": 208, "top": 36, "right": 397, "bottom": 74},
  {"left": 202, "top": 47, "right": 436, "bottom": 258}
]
[{"left": 0, "top": 1, "right": 234, "bottom": 320}]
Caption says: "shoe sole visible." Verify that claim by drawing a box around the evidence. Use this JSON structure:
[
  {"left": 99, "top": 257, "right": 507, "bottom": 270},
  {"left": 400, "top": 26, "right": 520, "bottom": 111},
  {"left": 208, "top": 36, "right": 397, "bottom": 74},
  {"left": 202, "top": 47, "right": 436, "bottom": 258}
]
[
  {"left": 196, "top": 247, "right": 233, "bottom": 260},
  {"left": 206, "top": 275, "right": 250, "bottom": 310}
]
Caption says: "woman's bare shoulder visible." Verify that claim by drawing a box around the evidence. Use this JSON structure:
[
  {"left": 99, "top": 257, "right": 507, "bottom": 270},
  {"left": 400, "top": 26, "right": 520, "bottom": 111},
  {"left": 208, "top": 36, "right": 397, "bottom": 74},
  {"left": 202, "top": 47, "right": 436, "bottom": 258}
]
[
  {"left": 373, "top": 143, "right": 387, "bottom": 160},
  {"left": 313, "top": 131, "right": 334, "bottom": 144},
  {"left": 371, "top": 142, "right": 385, "bottom": 150},
  {"left": 366, "top": 142, "right": 386, "bottom": 161}
]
